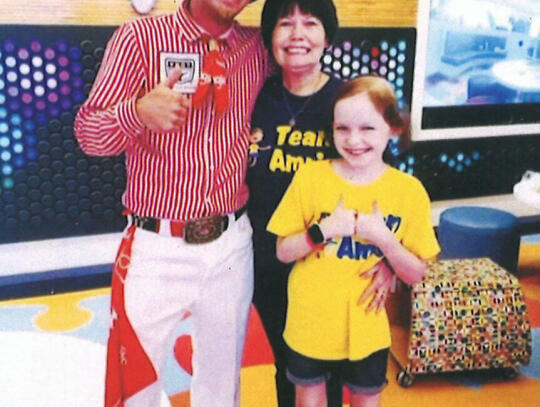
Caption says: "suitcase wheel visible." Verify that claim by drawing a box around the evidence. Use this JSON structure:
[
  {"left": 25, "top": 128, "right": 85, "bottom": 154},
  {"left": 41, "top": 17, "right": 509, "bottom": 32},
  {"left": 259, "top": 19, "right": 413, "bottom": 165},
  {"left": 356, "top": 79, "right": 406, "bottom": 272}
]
[{"left": 397, "top": 370, "right": 414, "bottom": 388}]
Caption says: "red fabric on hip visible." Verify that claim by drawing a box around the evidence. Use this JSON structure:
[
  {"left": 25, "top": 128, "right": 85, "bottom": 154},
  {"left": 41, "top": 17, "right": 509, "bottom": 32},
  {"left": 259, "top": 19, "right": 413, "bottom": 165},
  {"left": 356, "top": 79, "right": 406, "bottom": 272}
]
[{"left": 105, "top": 226, "right": 157, "bottom": 406}]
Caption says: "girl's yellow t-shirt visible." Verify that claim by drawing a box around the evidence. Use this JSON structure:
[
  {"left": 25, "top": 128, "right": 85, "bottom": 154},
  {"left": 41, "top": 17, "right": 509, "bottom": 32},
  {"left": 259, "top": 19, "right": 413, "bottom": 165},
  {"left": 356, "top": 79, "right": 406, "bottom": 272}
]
[{"left": 267, "top": 160, "right": 440, "bottom": 360}]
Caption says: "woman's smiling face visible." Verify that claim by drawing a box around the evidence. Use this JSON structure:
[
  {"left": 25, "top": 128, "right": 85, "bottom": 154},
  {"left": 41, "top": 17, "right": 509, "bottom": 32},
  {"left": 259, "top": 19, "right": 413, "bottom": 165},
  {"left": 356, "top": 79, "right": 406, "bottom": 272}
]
[{"left": 271, "top": 5, "right": 327, "bottom": 74}]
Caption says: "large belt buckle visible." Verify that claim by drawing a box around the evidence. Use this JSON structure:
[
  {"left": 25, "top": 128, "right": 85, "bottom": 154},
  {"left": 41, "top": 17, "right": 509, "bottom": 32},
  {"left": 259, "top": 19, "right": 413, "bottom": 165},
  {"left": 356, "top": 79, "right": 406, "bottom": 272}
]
[{"left": 184, "top": 215, "right": 224, "bottom": 244}]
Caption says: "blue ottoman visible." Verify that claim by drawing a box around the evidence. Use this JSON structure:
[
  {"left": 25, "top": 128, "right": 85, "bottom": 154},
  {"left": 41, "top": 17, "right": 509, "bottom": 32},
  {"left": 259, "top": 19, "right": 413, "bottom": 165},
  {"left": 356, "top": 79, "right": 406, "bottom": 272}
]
[{"left": 438, "top": 206, "right": 520, "bottom": 273}]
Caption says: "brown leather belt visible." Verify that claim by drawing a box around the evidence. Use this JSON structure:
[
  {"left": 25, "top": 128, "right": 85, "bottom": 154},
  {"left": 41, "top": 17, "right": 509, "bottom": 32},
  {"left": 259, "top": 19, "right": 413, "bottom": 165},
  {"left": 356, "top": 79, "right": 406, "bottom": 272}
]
[{"left": 129, "top": 206, "right": 247, "bottom": 244}]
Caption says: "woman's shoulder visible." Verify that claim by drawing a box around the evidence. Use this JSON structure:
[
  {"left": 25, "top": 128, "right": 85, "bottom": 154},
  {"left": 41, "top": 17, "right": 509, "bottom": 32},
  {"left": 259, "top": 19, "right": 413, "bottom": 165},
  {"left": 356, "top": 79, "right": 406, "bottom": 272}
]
[
  {"left": 253, "top": 75, "right": 284, "bottom": 106},
  {"left": 252, "top": 75, "right": 284, "bottom": 118},
  {"left": 323, "top": 75, "right": 344, "bottom": 94},
  {"left": 326, "top": 74, "right": 344, "bottom": 88},
  {"left": 261, "top": 74, "right": 284, "bottom": 92}
]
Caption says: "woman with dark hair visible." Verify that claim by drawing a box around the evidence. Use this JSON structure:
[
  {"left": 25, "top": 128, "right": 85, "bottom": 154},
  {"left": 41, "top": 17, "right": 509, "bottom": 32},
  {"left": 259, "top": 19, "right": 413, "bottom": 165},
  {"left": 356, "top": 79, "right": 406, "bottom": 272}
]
[{"left": 247, "top": 1, "right": 394, "bottom": 405}]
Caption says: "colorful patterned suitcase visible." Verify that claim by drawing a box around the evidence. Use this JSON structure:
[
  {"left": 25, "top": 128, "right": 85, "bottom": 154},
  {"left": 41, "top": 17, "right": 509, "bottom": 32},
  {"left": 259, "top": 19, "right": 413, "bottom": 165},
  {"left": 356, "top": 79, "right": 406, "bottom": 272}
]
[{"left": 391, "top": 258, "right": 532, "bottom": 387}]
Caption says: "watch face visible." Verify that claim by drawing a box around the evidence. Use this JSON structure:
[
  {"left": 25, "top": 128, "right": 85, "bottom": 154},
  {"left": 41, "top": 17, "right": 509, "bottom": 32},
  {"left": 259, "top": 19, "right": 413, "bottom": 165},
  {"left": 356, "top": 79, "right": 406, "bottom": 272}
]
[{"left": 308, "top": 224, "right": 325, "bottom": 245}]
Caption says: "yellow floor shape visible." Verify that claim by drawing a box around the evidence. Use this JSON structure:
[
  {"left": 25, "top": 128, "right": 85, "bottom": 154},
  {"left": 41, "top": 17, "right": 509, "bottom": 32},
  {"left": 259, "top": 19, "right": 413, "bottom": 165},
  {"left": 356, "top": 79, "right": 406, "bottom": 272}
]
[{"left": 2, "top": 287, "right": 109, "bottom": 332}]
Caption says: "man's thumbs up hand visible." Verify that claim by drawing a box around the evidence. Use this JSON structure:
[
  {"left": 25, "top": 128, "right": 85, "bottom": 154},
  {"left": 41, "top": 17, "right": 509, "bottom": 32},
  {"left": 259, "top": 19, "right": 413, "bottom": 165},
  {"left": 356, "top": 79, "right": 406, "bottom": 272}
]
[{"left": 136, "top": 67, "right": 192, "bottom": 132}]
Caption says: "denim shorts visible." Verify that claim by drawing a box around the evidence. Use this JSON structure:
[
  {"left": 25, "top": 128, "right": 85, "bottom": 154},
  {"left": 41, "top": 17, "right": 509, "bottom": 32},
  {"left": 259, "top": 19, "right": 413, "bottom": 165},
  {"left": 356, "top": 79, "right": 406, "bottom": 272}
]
[{"left": 286, "top": 346, "right": 389, "bottom": 394}]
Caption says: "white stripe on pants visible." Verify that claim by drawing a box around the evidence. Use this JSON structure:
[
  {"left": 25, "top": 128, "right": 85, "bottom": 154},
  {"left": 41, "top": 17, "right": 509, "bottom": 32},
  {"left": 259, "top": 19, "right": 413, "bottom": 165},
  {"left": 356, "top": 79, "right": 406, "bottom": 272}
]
[{"left": 123, "top": 214, "right": 254, "bottom": 407}]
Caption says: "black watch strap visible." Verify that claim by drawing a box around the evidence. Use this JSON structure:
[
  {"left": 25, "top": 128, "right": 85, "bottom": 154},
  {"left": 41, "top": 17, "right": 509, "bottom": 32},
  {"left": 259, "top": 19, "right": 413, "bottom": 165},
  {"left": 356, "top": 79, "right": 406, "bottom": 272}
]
[{"left": 307, "top": 223, "right": 325, "bottom": 245}]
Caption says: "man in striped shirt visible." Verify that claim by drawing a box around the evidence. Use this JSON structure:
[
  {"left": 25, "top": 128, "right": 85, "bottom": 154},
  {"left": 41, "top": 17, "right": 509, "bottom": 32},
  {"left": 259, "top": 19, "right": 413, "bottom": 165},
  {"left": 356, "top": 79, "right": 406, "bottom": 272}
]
[{"left": 74, "top": 0, "right": 268, "bottom": 406}]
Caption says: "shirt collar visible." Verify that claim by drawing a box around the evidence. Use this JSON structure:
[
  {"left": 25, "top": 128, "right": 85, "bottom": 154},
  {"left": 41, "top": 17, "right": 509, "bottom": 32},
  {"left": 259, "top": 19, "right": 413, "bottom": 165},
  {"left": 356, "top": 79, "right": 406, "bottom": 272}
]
[{"left": 175, "top": 0, "right": 242, "bottom": 49}]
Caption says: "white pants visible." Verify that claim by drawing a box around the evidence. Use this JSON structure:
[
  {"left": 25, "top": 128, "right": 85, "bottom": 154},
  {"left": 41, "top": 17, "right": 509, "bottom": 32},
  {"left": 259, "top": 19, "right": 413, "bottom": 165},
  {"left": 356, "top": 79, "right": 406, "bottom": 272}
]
[{"left": 123, "top": 214, "right": 254, "bottom": 407}]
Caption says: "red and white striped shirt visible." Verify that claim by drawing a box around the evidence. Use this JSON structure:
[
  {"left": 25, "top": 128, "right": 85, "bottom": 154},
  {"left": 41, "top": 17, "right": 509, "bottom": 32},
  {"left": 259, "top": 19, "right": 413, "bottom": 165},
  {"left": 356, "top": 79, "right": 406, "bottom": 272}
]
[{"left": 74, "top": 1, "right": 268, "bottom": 220}]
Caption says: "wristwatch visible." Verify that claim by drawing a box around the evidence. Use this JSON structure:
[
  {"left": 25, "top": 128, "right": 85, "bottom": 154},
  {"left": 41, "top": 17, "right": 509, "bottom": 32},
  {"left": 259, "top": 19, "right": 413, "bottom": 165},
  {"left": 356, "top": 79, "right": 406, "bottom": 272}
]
[{"left": 307, "top": 223, "right": 325, "bottom": 245}]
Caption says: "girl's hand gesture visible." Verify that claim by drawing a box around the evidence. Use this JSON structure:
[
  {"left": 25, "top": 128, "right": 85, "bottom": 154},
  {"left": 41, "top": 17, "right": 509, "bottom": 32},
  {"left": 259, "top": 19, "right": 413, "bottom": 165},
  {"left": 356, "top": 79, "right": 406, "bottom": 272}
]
[
  {"left": 354, "top": 201, "right": 388, "bottom": 245},
  {"left": 319, "top": 196, "right": 356, "bottom": 240}
]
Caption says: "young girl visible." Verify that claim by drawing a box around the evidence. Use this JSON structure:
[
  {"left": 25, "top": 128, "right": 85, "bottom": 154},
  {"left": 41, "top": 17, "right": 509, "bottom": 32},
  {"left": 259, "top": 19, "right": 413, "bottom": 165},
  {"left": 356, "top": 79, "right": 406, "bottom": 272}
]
[{"left": 267, "top": 76, "right": 440, "bottom": 407}]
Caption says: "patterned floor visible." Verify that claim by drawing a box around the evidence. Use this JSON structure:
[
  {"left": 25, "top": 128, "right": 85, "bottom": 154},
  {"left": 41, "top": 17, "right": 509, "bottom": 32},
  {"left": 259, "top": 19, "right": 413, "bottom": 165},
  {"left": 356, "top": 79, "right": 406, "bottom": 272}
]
[{"left": 0, "top": 242, "right": 538, "bottom": 406}]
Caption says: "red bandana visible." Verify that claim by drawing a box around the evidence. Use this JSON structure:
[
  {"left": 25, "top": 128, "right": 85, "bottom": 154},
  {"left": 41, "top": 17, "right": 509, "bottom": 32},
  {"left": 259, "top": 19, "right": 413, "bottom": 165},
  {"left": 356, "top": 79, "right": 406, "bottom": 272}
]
[
  {"left": 105, "top": 225, "right": 157, "bottom": 406},
  {"left": 193, "top": 39, "right": 228, "bottom": 114}
]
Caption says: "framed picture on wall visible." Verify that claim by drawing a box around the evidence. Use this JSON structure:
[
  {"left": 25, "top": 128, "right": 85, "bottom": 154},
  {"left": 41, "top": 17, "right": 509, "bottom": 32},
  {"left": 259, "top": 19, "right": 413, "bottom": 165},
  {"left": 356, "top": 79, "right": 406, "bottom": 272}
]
[{"left": 411, "top": 0, "right": 540, "bottom": 140}]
